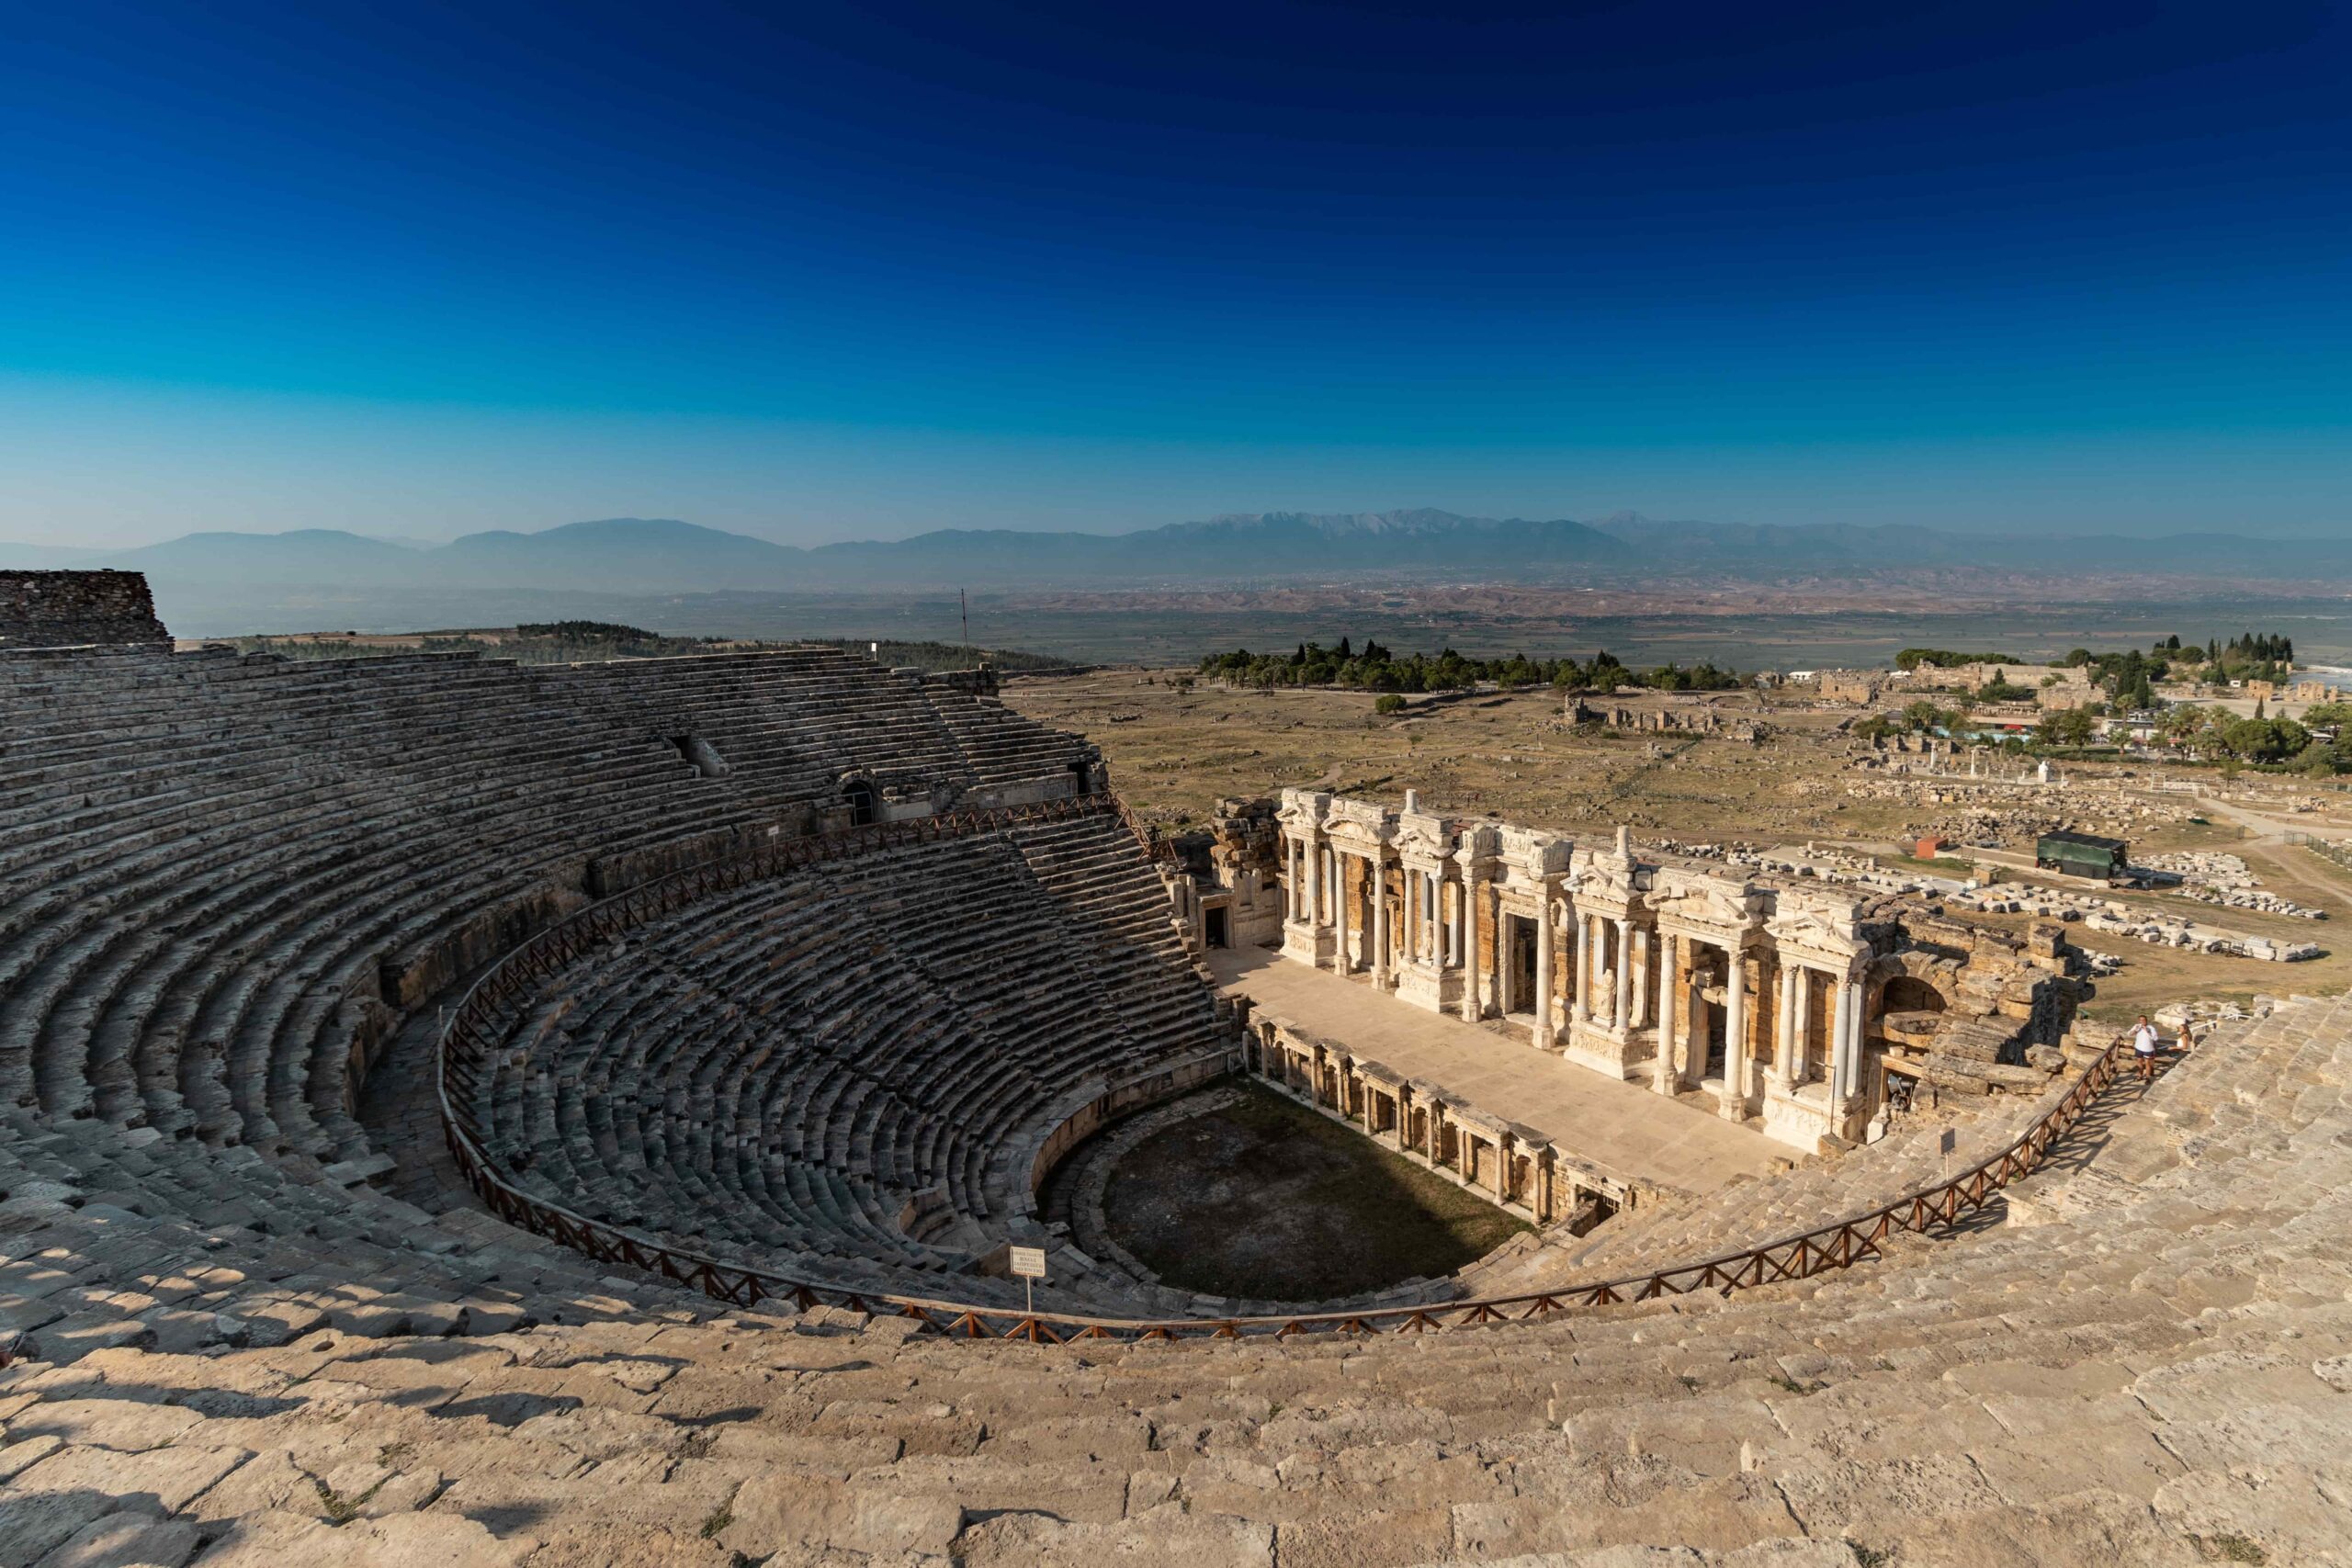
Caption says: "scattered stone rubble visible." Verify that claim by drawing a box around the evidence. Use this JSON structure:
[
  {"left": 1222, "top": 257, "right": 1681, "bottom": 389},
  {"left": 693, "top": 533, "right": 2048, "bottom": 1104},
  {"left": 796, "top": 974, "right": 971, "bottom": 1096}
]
[
  {"left": 1840, "top": 775, "right": 2196, "bottom": 847},
  {"left": 2154, "top": 993, "right": 2278, "bottom": 1032},
  {"left": 2139, "top": 851, "right": 2328, "bottom": 919},
  {"left": 1952, "top": 884, "right": 2323, "bottom": 963}
]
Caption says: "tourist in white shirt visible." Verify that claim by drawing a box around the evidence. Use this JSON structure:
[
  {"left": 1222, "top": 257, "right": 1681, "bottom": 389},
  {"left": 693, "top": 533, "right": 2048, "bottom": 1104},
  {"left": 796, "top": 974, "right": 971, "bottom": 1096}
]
[{"left": 2132, "top": 1015, "right": 2162, "bottom": 1082}]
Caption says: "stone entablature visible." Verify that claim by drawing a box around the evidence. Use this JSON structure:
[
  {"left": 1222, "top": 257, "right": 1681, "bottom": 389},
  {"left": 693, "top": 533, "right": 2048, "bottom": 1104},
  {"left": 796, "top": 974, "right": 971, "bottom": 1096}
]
[
  {"left": 0, "top": 570, "right": 171, "bottom": 649},
  {"left": 1275, "top": 788, "right": 2081, "bottom": 1155}
]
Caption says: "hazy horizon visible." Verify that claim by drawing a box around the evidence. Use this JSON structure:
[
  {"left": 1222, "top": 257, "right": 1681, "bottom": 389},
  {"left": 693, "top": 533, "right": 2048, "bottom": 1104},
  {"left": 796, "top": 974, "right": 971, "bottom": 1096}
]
[
  {"left": 15, "top": 491, "right": 2352, "bottom": 558},
  {"left": 6, "top": 4, "right": 2349, "bottom": 550}
]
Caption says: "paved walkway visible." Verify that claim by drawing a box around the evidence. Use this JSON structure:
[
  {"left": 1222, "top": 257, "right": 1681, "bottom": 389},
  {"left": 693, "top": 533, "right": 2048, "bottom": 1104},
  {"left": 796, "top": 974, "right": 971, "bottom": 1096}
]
[{"left": 1207, "top": 947, "right": 1785, "bottom": 1196}]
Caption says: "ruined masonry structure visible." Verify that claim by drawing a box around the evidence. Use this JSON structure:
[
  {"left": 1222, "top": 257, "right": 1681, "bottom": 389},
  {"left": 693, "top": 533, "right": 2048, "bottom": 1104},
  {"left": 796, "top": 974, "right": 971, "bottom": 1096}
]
[
  {"left": 1566, "top": 695, "right": 1762, "bottom": 741},
  {"left": 1158, "top": 795, "right": 1287, "bottom": 953},
  {"left": 1276, "top": 787, "right": 2081, "bottom": 1154},
  {"left": 0, "top": 569, "right": 171, "bottom": 649}
]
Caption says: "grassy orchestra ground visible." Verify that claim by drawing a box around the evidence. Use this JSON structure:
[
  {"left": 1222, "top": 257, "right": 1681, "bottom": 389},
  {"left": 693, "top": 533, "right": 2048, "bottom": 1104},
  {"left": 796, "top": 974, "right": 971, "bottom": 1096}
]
[{"left": 1100, "top": 1079, "right": 1530, "bottom": 1301}]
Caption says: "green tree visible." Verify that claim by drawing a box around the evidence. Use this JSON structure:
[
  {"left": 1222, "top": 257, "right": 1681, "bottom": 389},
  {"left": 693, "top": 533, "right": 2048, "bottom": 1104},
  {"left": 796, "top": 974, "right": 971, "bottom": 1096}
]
[
  {"left": 1901, "top": 698, "right": 1950, "bottom": 732},
  {"left": 2219, "top": 717, "right": 2308, "bottom": 763},
  {"left": 2036, "top": 707, "right": 2097, "bottom": 747}
]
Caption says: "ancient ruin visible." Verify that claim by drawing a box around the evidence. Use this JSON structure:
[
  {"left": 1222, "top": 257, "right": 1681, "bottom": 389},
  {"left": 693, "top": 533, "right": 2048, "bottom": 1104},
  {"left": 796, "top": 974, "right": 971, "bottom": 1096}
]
[
  {"left": 0, "top": 570, "right": 171, "bottom": 649},
  {"left": 0, "top": 572, "right": 2343, "bottom": 1565},
  {"left": 1272, "top": 789, "right": 2083, "bottom": 1153},
  {"left": 1566, "top": 695, "right": 1763, "bottom": 741}
]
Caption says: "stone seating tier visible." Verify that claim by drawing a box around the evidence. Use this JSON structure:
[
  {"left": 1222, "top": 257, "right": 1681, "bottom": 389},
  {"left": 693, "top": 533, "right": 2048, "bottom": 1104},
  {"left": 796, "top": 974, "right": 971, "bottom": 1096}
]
[
  {"left": 464, "top": 817, "right": 1238, "bottom": 1314},
  {"left": 0, "top": 643, "right": 1089, "bottom": 1103},
  {"left": 0, "top": 643, "right": 1096, "bottom": 1269},
  {"left": 2, "top": 996, "right": 2344, "bottom": 1564}
]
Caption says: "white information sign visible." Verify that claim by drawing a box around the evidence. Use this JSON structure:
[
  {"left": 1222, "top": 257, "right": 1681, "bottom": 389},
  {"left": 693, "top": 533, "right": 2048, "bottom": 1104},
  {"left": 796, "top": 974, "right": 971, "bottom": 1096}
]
[{"left": 1008, "top": 1244, "right": 1047, "bottom": 1314}]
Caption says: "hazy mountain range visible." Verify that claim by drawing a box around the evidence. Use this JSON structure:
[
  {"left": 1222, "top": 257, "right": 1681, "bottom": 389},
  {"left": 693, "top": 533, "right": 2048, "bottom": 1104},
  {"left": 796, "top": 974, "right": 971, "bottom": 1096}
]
[{"left": 10, "top": 510, "right": 2351, "bottom": 598}]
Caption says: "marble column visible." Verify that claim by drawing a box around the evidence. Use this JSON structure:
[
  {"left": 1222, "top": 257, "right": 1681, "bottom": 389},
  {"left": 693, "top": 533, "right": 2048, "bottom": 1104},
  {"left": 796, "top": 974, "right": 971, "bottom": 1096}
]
[
  {"left": 1841, "top": 978, "right": 1866, "bottom": 1105},
  {"left": 1573, "top": 910, "right": 1591, "bottom": 1022},
  {"left": 1400, "top": 871, "right": 1415, "bottom": 965},
  {"left": 1533, "top": 897, "right": 1555, "bottom": 1047},
  {"left": 1372, "top": 859, "right": 1391, "bottom": 986},
  {"left": 1792, "top": 965, "right": 1813, "bottom": 1083},
  {"left": 1612, "top": 917, "right": 1633, "bottom": 1032},
  {"left": 1489, "top": 885, "right": 1506, "bottom": 1016},
  {"left": 1462, "top": 877, "right": 1484, "bottom": 1022},
  {"left": 1632, "top": 929, "right": 1651, "bottom": 1029},
  {"left": 1333, "top": 854, "right": 1352, "bottom": 975},
  {"left": 1770, "top": 958, "right": 1796, "bottom": 1091},
  {"left": 1653, "top": 931, "right": 1679, "bottom": 1094},
  {"left": 1828, "top": 975, "right": 1853, "bottom": 1101},
  {"left": 1721, "top": 948, "right": 1748, "bottom": 1120}
]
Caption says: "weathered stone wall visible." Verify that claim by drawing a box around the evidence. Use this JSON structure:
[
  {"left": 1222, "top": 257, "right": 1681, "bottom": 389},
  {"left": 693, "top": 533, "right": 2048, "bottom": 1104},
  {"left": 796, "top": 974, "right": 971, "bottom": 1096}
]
[
  {"left": 1168, "top": 795, "right": 1285, "bottom": 950},
  {"left": 1566, "top": 697, "right": 1761, "bottom": 741},
  {"left": 1815, "top": 670, "right": 1882, "bottom": 705},
  {"left": 0, "top": 570, "right": 172, "bottom": 648}
]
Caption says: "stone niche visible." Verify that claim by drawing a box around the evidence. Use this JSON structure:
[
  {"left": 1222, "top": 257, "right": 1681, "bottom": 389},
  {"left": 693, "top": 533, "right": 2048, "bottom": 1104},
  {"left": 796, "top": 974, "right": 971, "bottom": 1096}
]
[{"left": 0, "top": 570, "right": 173, "bottom": 649}]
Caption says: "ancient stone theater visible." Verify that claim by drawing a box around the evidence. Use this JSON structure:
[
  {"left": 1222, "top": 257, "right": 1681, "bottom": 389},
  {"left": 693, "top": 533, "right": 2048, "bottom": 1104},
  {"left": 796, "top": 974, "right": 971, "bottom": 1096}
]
[{"left": 0, "top": 572, "right": 2343, "bottom": 1567}]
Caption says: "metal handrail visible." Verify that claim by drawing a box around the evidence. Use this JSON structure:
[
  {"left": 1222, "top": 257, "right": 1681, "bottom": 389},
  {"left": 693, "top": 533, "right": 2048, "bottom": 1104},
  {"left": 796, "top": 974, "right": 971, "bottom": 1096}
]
[{"left": 438, "top": 803, "right": 2131, "bottom": 1344}]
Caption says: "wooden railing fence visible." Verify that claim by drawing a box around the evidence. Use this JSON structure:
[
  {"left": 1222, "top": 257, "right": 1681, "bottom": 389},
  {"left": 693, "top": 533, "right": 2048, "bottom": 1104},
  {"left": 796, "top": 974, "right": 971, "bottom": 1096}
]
[{"left": 440, "top": 797, "right": 2128, "bottom": 1344}]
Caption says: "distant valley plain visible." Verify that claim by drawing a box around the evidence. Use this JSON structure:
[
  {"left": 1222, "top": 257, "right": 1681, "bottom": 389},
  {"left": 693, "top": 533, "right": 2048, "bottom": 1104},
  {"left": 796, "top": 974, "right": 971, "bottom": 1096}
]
[{"left": 155, "top": 581, "right": 2352, "bottom": 671}]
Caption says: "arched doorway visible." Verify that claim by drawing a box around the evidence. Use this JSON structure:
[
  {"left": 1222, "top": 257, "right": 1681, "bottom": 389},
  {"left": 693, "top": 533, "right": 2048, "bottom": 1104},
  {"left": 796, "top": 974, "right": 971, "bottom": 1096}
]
[{"left": 1881, "top": 976, "right": 1946, "bottom": 1017}]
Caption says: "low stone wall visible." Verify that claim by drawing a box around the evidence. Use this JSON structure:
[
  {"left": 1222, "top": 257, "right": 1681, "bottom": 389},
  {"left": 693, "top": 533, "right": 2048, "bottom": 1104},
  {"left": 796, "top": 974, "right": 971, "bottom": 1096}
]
[
  {"left": 1243, "top": 1010, "right": 1644, "bottom": 1230},
  {"left": 1018, "top": 1047, "right": 1238, "bottom": 1206},
  {"left": 0, "top": 570, "right": 171, "bottom": 648}
]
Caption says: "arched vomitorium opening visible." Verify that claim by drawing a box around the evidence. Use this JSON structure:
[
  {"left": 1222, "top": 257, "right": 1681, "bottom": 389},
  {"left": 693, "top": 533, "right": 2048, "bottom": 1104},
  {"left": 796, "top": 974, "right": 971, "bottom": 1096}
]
[
  {"left": 843, "top": 777, "right": 878, "bottom": 827},
  {"left": 1882, "top": 975, "right": 1947, "bottom": 1016}
]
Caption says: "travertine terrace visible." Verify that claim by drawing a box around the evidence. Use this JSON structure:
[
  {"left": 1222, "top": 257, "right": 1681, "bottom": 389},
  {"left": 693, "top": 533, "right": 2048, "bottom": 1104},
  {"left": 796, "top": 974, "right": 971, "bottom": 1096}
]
[{"left": 2, "top": 574, "right": 2347, "bottom": 1566}]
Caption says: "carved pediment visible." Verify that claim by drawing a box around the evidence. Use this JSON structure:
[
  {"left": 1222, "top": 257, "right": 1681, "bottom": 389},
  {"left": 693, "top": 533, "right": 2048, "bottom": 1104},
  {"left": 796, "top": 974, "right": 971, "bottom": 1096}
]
[
  {"left": 1645, "top": 866, "right": 1765, "bottom": 932},
  {"left": 1322, "top": 795, "right": 1396, "bottom": 849},
  {"left": 1395, "top": 810, "right": 1458, "bottom": 862},
  {"left": 1766, "top": 888, "right": 1868, "bottom": 959},
  {"left": 1451, "top": 822, "right": 1503, "bottom": 865},
  {"left": 1498, "top": 826, "right": 1571, "bottom": 875},
  {"left": 1274, "top": 786, "right": 1332, "bottom": 831}
]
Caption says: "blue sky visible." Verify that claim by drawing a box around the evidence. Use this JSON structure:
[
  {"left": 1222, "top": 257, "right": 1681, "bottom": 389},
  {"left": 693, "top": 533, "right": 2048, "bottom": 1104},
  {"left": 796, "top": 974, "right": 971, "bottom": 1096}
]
[{"left": 4, "top": 0, "right": 2348, "bottom": 547}]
